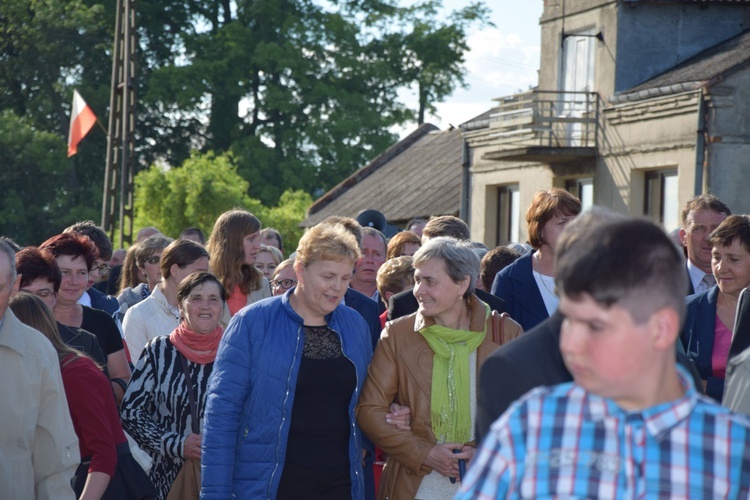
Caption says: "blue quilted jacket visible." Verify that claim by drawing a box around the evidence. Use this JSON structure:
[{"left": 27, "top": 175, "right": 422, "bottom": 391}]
[{"left": 200, "top": 291, "right": 372, "bottom": 499}]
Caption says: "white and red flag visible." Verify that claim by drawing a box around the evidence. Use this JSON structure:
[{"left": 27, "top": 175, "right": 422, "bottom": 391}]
[{"left": 67, "top": 90, "right": 97, "bottom": 157}]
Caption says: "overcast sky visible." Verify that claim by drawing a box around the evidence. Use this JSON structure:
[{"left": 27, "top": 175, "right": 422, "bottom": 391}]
[{"left": 397, "top": 1, "right": 543, "bottom": 136}]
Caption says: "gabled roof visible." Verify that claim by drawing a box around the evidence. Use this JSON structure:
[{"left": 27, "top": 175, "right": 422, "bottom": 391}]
[
  {"left": 302, "top": 123, "right": 463, "bottom": 227},
  {"left": 612, "top": 28, "right": 750, "bottom": 102}
]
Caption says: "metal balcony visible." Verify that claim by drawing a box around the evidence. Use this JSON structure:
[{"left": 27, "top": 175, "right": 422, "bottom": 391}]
[{"left": 482, "top": 90, "right": 599, "bottom": 164}]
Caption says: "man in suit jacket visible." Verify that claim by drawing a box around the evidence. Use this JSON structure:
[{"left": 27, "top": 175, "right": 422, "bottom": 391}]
[{"left": 679, "top": 194, "right": 730, "bottom": 295}]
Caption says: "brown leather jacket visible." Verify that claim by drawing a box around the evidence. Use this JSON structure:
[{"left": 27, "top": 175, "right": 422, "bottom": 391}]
[{"left": 356, "top": 294, "right": 500, "bottom": 500}]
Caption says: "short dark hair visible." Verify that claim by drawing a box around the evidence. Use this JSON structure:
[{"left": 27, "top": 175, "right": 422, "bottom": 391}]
[
  {"left": 161, "top": 239, "right": 209, "bottom": 280},
  {"left": 556, "top": 215, "right": 686, "bottom": 324},
  {"left": 64, "top": 220, "right": 113, "bottom": 261},
  {"left": 709, "top": 215, "right": 750, "bottom": 253},
  {"left": 406, "top": 218, "right": 427, "bottom": 231},
  {"left": 177, "top": 271, "right": 227, "bottom": 305},
  {"left": 179, "top": 227, "right": 205, "bottom": 245},
  {"left": 40, "top": 232, "right": 98, "bottom": 270},
  {"left": 479, "top": 246, "right": 522, "bottom": 292},
  {"left": 16, "top": 247, "right": 61, "bottom": 291},
  {"left": 422, "top": 216, "right": 470, "bottom": 241},
  {"left": 681, "top": 194, "right": 731, "bottom": 227},
  {"left": 526, "top": 189, "right": 582, "bottom": 249}
]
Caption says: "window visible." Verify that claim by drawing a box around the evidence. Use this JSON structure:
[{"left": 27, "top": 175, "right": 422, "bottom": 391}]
[
  {"left": 497, "top": 185, "right": 520, "bottom": 245},
  {"left": 644, "top": 170, "right": 678, "bottom": 232},
  {"left": 565, "top": 178, "right": 593, "bottom": 210}
]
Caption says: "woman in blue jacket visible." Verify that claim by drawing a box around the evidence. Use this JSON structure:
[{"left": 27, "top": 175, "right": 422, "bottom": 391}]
[
  {"left": 681, "top": 215, "right": 750, "bottom": 401},
  {"left": 491, "top": 189, "right": 581, "bottom": 330},
  {"left": 201, "top": 222, "right": 373, "bottom": 500}
]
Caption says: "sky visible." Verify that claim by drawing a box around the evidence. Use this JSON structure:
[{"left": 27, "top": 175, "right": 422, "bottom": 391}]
[{"left": 398, "top": 1, "right": 543, "bottom": 136}]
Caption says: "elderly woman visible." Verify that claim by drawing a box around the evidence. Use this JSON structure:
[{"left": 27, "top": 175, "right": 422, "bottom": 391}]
[
  {"left": 121, "top": 272, "right": 226, "bottom": 499},
  {"left": 681, "top": 214, "right": 750, "bottom": 401},
  {"left": 123, "top": 239, "right": 209, "bottom": 361},
  {"left": 491, "top": 188, "right": 581, "bottom": 330},
  {"left": 207, "top": 209, "right": 272, "bottom": 317},
  {"left": 202, "top": 223, "right": 372, "bottom": 499},
  {"left": 254, "top": 244, "right": 284, "bottom": 279},
  {"left": 39, "top": 233, "right": 131, "bottom": 403},
  {"left": 118, "top": 235, "right": 173, "bottom": 316},
  {"left": 11, "top": 293, "right": 153, "bottom": 500},
  {"left": 357, "top": 237, "right": 501, "bottom": 499},
  {"left": 270, "top": 258, "right": 297, "bottom": 296}
]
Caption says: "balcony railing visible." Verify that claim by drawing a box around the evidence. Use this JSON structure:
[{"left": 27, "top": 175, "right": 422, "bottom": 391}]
[{"left": 486, "top": 90, "right": 599, "bottom": 154}]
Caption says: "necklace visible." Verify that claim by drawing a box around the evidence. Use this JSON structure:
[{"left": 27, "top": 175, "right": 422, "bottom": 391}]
[{"left": 536, "top": 271, "right": 557, "bottom": 297}]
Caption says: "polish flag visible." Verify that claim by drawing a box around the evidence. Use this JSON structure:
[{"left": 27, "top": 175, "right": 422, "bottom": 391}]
[{"left": 67, "top": 90, "right": 97, "bottom": 157}]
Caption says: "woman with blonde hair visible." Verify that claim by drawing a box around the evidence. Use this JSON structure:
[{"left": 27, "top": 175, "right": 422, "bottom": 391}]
[
  {"left": 202, "top": 222, "right": 372, "bottom": 499},
  {"left": 206, "top": 209, "right": 271, "bottom": 317},
  {"left": 254, "top": 245, "right": 284, "bottom": 279}
]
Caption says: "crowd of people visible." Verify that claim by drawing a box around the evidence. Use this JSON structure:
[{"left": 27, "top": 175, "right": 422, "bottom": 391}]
[{"left": 2, "top": 191, "right": 750, "bottom": 499}]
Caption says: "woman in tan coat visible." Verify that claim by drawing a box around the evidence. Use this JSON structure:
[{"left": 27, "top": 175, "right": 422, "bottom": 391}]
[{"left": 357, "top": 237, "right": 500, "bottom": 500}]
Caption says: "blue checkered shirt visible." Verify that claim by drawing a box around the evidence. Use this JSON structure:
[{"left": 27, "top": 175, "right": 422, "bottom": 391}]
[{"left": 457, "top": 367, "right": 750, "bottom": 499}]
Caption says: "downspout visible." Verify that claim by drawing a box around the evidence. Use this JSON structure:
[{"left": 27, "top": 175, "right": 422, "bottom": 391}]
[
  {"left": 694, "top": 90, "right": 707, "bottom": 195},
  {"left": 460, "top": 133, "right": 471, "bottom": 224}
]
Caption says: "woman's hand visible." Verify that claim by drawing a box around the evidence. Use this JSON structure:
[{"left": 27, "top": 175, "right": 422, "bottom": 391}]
[
  {"left": 183, "top": 433, "right": 202, "bottom": 459},
  {"left": 385, "top": 403, "right": 412, "bottom": 430},
  {"left": 423, "top": 442, "right": 463, "bottom": 478}
]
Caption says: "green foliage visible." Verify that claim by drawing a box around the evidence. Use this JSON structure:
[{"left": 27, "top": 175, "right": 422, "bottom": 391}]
[
  {"left": 133, "top": 151, "right": 253, "bottom": 238},
  {"left": 0, "top": 0, "right": 487, "bottom": 243},
  {"left": 259, "top": 190, "right": 314, "bottom": 256},
  {"left": 0, "top": 111, "right": 97, "bottom": 246},
  {"left": 133, "top": 151, "right": 311, "bottom": 254}
]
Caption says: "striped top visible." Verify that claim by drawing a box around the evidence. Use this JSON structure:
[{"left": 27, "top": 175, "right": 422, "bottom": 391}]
[
  {"left": 457, "top": 367, "right": 750, "bottom": 499},
  {"left": 120, "top": 336, "right": 213, "bottom": 500}
]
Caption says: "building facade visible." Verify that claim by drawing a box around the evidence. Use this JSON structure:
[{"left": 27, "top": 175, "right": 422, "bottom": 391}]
[{"left": 465, "top": 0, "right": 750, "bottom": 246}]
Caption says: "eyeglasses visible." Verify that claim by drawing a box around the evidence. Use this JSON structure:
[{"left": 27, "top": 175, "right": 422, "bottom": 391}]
[
  {"left": 272, "top": 279, "right": 298, "bottom": 290},
  {"left": 91, "top": 263, "right": 110, "bottom": 274},
  {"left": 144, "top": 256, "right": 161, "bottom": 265},
  {"left": 22, "top": 288, "right": 56, "bottom": 299}
]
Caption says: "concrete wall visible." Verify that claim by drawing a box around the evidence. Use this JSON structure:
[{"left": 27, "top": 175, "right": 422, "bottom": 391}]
[
  {"left": 616, "top": 4, "right": 750, "bottom": 92},
  {"left": 705, "top": 69, "right": 750, "bottom": 213},
  {"left": 598, "top": 91, "right": 701, "bottom": 226}
]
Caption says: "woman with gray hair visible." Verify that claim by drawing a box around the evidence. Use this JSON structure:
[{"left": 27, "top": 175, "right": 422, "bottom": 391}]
[{"left": 357, "top": 237, "right": 501, "bottom": 499}]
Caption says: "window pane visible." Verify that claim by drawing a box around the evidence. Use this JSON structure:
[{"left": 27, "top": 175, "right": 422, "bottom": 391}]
[
  {"left": 510, "top": 188, "right": 520, "bottom": 243},
  {"left": 662, "top": 173, "right": 679, "bottom": 232}
]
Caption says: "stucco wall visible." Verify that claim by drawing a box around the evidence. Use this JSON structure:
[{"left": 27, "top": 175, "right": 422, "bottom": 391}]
[{"left": 705, "top": 69, "right": 750, "bottom": 213}]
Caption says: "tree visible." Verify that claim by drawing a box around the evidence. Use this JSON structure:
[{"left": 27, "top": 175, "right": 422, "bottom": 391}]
[
  {"left": 135, "top": 0, "right": 488, "bottom": 205},
  {"left": 133, "top": 151, "right": 254, "bottom": 238}
]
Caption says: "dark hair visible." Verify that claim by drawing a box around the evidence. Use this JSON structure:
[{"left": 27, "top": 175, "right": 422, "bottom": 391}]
[
  {"left": 479, "top": 246, "right": 522, "bottom": 292},
  {"left": 708, "top": 215, "right": 750, "bottom": 253},
  {"left": 681, "top": 194, "right": 731, "bottom": 227},
  {"left": 526, "top": 189, "right": 582, "bottom": 249},
  {"left": 161, "top": 239, "right": 210, "bottom": 280},
  {"left": 321, "top": 216, "right": 363, "bottom": 247},
  {"left": 260, "top": 228, "right": 283, "bottom": 252},
  {"left": 180, "top": 227, "right": 206, "bottom": 245},
  {"left": 422, "top": 216, "right": 470, "bottom": 241},
  {"left": 40, "top": 232, "right": 98, "bottom": 270},
  {"left": 556, "top": 216, "right": 686, "bottom": 324},
  {"left": 65, "top": 220, "right": 113, "bottom": 261},
  {"left": 177, "top": 271, "right": 227, "bottom": 305},
  {"left": 387, "top": 231, "right": 421, "bottom": 260},
  {"left": 136, "top": 235, "right": 173, "bottom": 267},
  {"left": 16, "top": 247, "right": 61, "bottom": 291}
]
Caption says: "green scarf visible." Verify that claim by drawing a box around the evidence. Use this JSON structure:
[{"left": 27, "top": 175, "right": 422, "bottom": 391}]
[{"left": 419, "top": 306, "right": 487, "bottom": 444}]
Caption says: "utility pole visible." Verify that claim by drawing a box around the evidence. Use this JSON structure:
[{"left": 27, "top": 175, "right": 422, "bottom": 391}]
[{"left": 102, "top": 0, "right": 136, "bottom": 245}]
